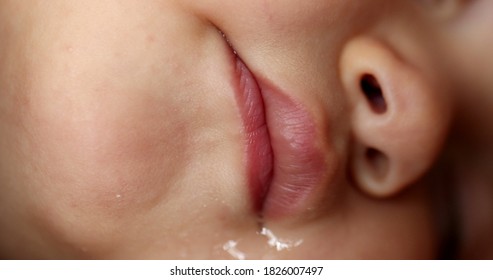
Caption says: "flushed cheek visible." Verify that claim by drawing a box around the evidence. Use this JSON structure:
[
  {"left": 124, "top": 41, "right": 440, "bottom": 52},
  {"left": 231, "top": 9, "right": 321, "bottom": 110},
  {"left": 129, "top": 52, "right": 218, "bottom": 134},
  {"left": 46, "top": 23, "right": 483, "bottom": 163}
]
[{"left": 15, "top": 86, "right": 193, "bottom": 244}]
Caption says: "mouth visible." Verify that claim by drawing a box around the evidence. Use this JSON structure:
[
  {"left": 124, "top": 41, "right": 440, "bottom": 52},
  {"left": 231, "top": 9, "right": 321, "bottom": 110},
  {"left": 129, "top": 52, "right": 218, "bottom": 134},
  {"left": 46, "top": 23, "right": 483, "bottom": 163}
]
[{"left": 229, "top": 41, "right": 326, "bottom": 219}]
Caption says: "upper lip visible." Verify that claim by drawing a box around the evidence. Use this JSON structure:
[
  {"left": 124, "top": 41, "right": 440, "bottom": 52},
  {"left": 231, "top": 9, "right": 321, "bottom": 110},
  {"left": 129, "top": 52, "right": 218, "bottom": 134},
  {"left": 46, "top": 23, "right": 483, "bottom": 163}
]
[{"left": 230, "top": 46, "right": 327, "bottom": 219}]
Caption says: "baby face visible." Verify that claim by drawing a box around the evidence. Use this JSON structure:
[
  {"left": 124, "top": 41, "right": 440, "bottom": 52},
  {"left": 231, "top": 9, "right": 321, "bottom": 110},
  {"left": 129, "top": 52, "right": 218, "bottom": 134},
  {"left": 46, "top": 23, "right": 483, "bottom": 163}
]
[{"left": 0, "top": 0, "right": 458, "bottom": 259}]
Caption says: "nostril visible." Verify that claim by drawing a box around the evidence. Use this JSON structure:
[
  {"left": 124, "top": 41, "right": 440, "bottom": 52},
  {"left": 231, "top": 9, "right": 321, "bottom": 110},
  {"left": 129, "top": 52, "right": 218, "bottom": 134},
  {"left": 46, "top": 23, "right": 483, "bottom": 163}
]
[
  {"left": 365, "top": 147, "right": 389, "bottom": 180},
  {"left": 360, "top": 74, "right": 387, "bottom": 114}
]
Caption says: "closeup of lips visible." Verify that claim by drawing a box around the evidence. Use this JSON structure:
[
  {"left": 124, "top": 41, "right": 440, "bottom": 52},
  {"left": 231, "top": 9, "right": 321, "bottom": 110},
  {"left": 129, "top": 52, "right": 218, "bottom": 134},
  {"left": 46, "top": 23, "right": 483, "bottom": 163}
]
[{"left": 231, "top": 47, "right": 326, "bottom": 219}]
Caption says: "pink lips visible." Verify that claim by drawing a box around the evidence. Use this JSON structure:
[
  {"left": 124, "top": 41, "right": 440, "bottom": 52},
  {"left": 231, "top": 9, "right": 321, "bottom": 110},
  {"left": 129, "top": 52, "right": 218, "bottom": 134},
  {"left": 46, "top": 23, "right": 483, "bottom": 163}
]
[
  {"left": 234, "top": 56, "right": 326, "bottom": 219},
  {"left": 235, "top": 58, "right": 273, "bottom": 212}
]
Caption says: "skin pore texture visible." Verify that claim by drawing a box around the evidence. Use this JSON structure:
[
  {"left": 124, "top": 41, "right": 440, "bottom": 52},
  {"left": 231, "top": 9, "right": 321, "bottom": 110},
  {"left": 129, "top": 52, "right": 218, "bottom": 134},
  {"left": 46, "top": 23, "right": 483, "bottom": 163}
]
[{"left": 0, "top": 0, "right": 487, "bottom": 259}]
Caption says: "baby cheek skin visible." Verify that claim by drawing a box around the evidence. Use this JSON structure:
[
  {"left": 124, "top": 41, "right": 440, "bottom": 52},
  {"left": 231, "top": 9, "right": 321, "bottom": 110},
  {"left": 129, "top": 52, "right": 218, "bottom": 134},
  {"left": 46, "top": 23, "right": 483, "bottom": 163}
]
[
  {"left": 0, "top": 0, "right": 230, "bottom": 255},
  {"left": 2, "top": 81, "right": 197, "bottom": 255},
  {"left": 33, "top": 95, "right": 188, "bottom": 208},
  {"left": 0, "top": 0, "right": 257, "bottom": 257}
]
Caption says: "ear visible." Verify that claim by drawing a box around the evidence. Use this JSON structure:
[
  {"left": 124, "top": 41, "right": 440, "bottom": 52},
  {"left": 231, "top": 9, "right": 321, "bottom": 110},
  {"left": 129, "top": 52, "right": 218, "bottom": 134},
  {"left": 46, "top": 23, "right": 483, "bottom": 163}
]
[{"left": 340, "top": 36, "right": 452, "bottom": 198}]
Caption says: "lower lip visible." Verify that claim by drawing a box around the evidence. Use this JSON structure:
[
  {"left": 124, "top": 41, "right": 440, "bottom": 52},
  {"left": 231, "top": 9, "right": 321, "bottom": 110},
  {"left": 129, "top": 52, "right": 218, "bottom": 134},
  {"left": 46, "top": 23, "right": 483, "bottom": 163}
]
[{"left": 234, "top": 57, "right": 325, "bottom": 219}]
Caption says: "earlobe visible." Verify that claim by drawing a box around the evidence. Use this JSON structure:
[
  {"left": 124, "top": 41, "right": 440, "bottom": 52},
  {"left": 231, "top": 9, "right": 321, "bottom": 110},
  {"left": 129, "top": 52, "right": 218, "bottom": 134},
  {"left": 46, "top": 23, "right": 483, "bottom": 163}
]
[{"left": 340, "top": 36, "right": 452, "bottom": 197}]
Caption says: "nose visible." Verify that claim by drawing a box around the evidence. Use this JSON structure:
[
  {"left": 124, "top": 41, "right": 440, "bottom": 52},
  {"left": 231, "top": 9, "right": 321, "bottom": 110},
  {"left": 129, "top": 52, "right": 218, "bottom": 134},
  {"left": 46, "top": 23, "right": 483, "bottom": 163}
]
[{"left": 339, "top": 36, "right": 452, "bottom": 197}]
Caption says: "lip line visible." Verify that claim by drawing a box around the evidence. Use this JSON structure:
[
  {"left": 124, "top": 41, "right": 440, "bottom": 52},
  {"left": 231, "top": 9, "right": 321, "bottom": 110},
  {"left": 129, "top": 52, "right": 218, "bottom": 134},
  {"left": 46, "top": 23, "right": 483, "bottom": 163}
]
[
  {"left": 226, "top": 36, "right": 326, "bottom": 219},
  {"left": 218, "top": 31, "right": 271, "bottom": 212},
  {"left": 233, "top": 55, "right": 273, "bottom": 213}
]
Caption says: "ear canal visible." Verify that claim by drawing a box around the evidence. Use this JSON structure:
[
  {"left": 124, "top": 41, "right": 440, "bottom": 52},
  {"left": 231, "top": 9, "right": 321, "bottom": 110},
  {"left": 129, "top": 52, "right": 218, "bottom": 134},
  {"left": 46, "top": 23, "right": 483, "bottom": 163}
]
[{"left": 340, "top": 36, "right": 451, "bottom": 198}]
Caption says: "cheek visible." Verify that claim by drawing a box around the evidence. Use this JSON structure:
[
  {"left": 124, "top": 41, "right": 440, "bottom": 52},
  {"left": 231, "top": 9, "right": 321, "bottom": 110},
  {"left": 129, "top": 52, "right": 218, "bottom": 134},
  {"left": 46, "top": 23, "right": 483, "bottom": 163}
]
[
  {"left": 2, "top": 82, "right": 194, "bottom": 254},
  {"left": 28, "top": 94, "right": 187, "bottom": 211},
  {"left": 27, "top": 94, "right": 189, "bottom": 211}
]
